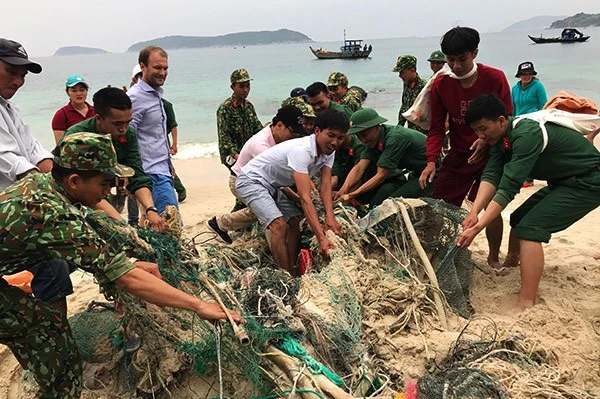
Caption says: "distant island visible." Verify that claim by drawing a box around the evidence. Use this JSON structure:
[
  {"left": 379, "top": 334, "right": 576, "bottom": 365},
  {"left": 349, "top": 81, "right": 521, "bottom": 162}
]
[
  {"left": 550, "top": 12, "right": 600, "bottom": 29},
  {"left": 127, "top": 29, "right": 312, "bottom": 52},
  {"left": 503, "top": 15, "right": 566, "bottom": 32},
  {"left": 53, "top": 46, "right": 110, "bottom": 56}
]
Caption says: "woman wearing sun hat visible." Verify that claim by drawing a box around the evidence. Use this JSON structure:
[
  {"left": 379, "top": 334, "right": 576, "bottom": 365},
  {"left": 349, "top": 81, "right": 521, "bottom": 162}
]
[
  {"left": 51, "top": 74, "right": 95, "bottom": 144},
  {"left": 511, "top": 61, "right": 548, "bottom": 187}
]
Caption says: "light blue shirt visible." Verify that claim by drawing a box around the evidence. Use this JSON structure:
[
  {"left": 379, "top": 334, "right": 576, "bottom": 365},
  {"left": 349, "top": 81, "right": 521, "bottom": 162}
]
[
  {"left": 511, "top": 78, "right": 548, "bottom": 116},
  {"left": 128, "top": 80, "right": 170, "bottom": 176}
]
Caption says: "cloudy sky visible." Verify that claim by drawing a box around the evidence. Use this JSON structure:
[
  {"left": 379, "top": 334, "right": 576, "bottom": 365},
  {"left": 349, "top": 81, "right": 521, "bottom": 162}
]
[{"left": 4, "top": 0, "right": 598, "bottom": 56}]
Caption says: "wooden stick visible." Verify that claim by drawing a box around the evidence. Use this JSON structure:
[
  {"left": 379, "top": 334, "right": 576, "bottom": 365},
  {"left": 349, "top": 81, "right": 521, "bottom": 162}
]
[
  {"left": 197, "top": 274, "right": 250, "bottom": 346},
  {"left": 398, "top": 201, "right": 448, "bottom": 329}
]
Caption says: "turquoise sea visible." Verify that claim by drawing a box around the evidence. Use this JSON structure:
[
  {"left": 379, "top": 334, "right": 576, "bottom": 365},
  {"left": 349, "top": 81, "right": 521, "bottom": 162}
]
[{"left": 13, "top": 27, "right": 600, "bottom": 159}]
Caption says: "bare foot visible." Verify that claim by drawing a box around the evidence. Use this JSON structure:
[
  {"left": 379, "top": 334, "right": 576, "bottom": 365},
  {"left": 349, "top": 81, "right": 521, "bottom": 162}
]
[
  {"left": 514, "top": 298, "right": 536, "bottom": 313},
  {"left": 502, "top": 252, "right": 520, "bottom": 268},
  {"left": 594, "top": 254, "right": 600, "bottom": 261},
  {"left": 488, "top": 257, "right": 511, "bottom": 276}
]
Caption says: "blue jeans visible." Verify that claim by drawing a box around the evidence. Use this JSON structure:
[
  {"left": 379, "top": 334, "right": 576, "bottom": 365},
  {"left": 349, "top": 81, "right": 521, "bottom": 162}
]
[
  {"left": 27, "top": 259, "right": 75, "bottom": 303},
  {"left": 148, "top": 174, "right": 179, "bottom": 214}
]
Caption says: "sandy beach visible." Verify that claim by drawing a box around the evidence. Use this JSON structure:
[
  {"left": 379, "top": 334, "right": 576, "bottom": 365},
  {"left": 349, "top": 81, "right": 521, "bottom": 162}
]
[{"left": 1, "top": 153, "right": 599, "bottom": 398}]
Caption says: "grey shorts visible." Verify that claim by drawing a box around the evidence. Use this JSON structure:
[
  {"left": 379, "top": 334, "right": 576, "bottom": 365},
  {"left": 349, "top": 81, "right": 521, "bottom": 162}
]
[{"left": 235, "top": 175, "right": 302, "bottom": 228}]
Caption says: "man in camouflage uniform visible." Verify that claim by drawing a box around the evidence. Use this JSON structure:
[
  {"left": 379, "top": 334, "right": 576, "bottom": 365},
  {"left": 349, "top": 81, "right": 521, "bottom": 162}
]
[
  {"left": 217, "top": 68, "right": 263, "bottom": 170},
  {"left": 393, "top": 55, "right": 427, "bottom": 133},
  {"left": 0, "top": 133, "right": 241, "bottom": 398},
  {"left": 281, "top": 96, "right": 317, "bottom": 134},
  {"left": 327, "top": 72, "right": 362, "bottom": 112}
]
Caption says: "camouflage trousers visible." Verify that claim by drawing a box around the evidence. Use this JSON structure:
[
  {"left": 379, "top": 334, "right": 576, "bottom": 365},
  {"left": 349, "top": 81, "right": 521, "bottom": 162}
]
[{"left": 0, "top": 280, "right": 82, "bottom": 398}]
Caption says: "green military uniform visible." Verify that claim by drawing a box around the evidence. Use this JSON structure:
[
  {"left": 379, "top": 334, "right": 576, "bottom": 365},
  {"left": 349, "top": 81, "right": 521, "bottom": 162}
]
[
  {"left": 329, "top": 100, "right": 353, "bottom": 118},
  {"left": 217, "top": 69, "right": 263, "bottom": 168},
  {"left": 0, "top": 133, "right": 135, "bottom": 398},
  {"left": 482, "top": 117, "right": 600, "bottom": 243},
  {"left": 328, "top": 72, "right": 362, "bottom": 112},
  {"left": 62, "top": 118, "right": 150, "bottom": 195},
  {"left": 349, "top": 109, "right": 435, "bottom": 206},
  {"left": 332, "top": 135, "right": 370, "bottom": 186},
  {"left": 392, "top": 55, "right": 427, "bottom": 133},
  {"left": 162, "top": 99, "right": 186, "bottom": 200}
]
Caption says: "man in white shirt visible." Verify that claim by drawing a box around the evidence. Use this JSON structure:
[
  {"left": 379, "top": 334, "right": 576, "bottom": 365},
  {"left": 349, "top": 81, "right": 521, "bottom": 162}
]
[
  {"left": 0, "top": 38, "right": 74, "bottom": 313},
  {"left": 0, "top": 38, "right": 51, "bottom": 189},
  {"left": 207, "top": 105, "right": 306, "bottom": 243},
  {"left": 235, "top": 109, "right": 349, "bottom": 274}
]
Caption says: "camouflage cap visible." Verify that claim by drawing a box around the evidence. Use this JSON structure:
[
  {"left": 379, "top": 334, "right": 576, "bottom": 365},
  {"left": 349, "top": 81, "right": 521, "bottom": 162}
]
[
  {"left": 281, "top": 96, "right": 316, "bottom": 118},
  {"left": 392, "top": 55, "right": 417, "bottom": 72},
  {"left": 230, "top": 68, "right": 252, "bottom": 84},
  {"left": 427, "top": 50, "right": 446, "bottom": 63},
  {"left": 54, "top": 132, "right": 134, "bottom": 177},
  {"left": 327, "top": 72, "right": 348, "bottom": 87}
]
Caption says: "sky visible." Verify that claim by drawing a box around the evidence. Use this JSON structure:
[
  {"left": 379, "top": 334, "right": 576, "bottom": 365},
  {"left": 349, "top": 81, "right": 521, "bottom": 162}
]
[{"left": 3, "top": 0, "right": 598, "bottom": 56}]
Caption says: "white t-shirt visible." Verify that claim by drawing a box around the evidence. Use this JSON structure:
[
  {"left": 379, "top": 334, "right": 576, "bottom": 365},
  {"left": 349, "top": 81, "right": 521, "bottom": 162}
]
[
  {"left": 240, "top": 134, "right": 334, "bottom": 192},
  {"left": 0, "top": 98, "right": 53, "bottom": 190},
  {"left": 231, "top": 125, "right": 276, "bottom": 176}
]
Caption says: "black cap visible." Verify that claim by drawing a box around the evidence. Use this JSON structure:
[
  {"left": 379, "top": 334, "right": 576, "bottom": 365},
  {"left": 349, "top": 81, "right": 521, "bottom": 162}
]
[
  {"left": 290, "top": 87, "right": 307, "bottom": 98},
  {"left": 273, "top": 105, "right": 307, "bottom": 137},
  {"left": 515, "top": 61, "right": 536, "bottom": 78},
  {"left": 0, "top": 39, "right": 42, "bottom": 74}
]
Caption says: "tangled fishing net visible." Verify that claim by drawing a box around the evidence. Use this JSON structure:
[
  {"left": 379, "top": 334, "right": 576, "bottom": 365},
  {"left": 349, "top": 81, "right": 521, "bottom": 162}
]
[{"left": 68, "top": 199, "right": 598, "bottom": 398}]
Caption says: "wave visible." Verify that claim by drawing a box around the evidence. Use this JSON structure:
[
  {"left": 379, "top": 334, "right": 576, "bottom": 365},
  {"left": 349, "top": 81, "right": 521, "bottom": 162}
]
[{"left": 173, "top": 142, "right": 219, "bottom": 159}]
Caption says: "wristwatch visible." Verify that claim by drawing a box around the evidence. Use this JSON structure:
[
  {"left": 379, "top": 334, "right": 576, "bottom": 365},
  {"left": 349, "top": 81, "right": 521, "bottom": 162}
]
[{"left": 146, "top": 206, "right": 159, "bottom": 215}]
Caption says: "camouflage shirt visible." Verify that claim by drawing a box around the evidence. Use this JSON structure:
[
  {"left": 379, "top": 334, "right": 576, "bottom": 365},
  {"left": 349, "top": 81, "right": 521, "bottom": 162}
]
[
  {"left": 216, "top": 95, "right": 263, "bottom": 167},
  {"left": 398, "top": 74, "right": 427, "bottom": 133},
  {"left": 339, "top": 89, "right": 363, "bottom": 113},
  {"left": 0, "top": 173, "right": 134, "bottom": 284}
]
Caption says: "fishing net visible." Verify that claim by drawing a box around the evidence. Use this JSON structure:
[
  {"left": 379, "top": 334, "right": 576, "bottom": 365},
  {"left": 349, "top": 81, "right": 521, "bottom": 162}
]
[{"left": 66, "top": 199, "right": 596, "bottom": 398}]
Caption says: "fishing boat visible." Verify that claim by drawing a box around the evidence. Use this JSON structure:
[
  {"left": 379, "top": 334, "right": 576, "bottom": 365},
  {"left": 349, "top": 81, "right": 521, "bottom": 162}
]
[
  {"left": 310, "top": 30, "right": 372, "bottom": 59},
  {"left": 528, "top": 28, "right": 590, "bottom": 44}
]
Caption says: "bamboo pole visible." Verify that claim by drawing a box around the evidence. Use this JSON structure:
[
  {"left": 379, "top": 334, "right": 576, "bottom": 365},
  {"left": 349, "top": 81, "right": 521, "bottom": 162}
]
[{"left": 398, "top": 201, "right": 448, "bottom": 329}]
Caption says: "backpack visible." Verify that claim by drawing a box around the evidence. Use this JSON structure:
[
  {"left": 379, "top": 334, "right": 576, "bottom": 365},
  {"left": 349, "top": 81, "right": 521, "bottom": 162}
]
[{"left": 513, "top": 109, "right": 600, "bottom": 151}]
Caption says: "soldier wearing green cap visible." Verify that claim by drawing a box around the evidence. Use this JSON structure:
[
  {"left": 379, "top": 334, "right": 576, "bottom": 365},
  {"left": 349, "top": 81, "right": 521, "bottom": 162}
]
[
  {"left": 0, "top": 132, "right": 241, "bottom": 398},
  {"left": 427, "top": 50, "right": 447, "bottom": 75},
  {"left": 327, "top": 72, "right": 363, "bottom": 112},
  {"left": 393, "top": 55, "right": 427, "bottom": 133},
  {"left": 217, "top": 68, "right": 263, "bottom": 171},
  {"left": 335, "top": 108, "right": 438, "bottom": 207}
]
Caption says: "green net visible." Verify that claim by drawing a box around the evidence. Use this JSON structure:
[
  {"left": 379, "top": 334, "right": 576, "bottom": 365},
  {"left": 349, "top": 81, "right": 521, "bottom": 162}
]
[{"left": 65, "top": 199, "right": 594, "bottom": 398}]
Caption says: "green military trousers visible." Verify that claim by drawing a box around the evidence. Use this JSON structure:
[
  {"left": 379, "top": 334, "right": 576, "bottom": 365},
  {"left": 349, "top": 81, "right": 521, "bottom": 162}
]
[
  {"left": 510, "top": 166, "right": 600, "bottom": 243},
  {"left": 0, "top": 280, "right": 82, "bottom": 398}
]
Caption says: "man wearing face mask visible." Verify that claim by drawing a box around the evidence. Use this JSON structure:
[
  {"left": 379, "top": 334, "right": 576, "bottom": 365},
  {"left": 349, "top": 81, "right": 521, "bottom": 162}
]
[
  {"left": 418, "top": 26, "right": 512, "bottom": 271},
  {"left": 61, "top": 87, "right": 167, "bottom": 232}
]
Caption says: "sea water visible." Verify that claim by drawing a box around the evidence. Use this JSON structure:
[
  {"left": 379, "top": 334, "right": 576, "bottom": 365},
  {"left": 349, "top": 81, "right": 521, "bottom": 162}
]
[{"left": 12, "top": 27, "right": 600, "bottom": 159}]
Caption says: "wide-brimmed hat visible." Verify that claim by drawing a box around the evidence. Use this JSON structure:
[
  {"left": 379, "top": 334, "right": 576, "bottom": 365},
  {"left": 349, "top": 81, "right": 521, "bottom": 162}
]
[
  {"left": 0, "top": 38, "right": 42, "bottom": 74},
  {"left": 348, "top": 108, "right": 388, "bottom": 135},
  {"left": 427, "top": 50, "right": 446, "bottom": 63},
  {"left": 515, "top": 61, "right": 537, "bottom": 77}
]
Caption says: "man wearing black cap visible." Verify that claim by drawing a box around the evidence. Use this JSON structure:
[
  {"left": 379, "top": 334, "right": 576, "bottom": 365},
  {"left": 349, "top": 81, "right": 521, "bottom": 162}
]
[
  {"left": 0, "top": 39, "right": 78, "bottom": 315},
  {"left": 0, "top": 38, "right": 49, "bottom": 190},
  {"left": 207, "top": 105, "right": 307, "bottom": 243}
]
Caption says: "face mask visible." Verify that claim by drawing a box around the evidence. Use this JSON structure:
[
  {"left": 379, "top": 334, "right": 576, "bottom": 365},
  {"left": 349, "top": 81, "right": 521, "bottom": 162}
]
[{"left": 445, "top": 62, "right": 478, "bottom": 80}]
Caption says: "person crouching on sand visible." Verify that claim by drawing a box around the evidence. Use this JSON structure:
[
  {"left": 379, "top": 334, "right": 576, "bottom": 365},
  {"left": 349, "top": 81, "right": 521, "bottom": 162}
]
[{"left": 456, "top": 94, "right": 600, "bottom": 311}]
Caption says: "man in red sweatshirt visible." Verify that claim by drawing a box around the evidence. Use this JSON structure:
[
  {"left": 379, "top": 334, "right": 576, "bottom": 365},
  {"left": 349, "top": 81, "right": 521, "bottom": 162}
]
[{"left": 419, "top": 26, "right": 512, "bottom": 270}]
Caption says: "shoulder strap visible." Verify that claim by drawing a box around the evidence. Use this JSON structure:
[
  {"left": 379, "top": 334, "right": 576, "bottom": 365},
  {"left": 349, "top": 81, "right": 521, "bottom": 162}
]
[{"left": 513, "top": 117, "right": 548, "bottom": 152}]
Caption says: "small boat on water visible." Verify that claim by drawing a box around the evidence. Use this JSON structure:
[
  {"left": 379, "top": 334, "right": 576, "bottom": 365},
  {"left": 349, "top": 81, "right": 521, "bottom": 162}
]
[
  {"left": 528, "top": 28, "right": 590, "bottom": 44},
  {"left": 310, "top": 31, "right": 372, "bottom": 60}
]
